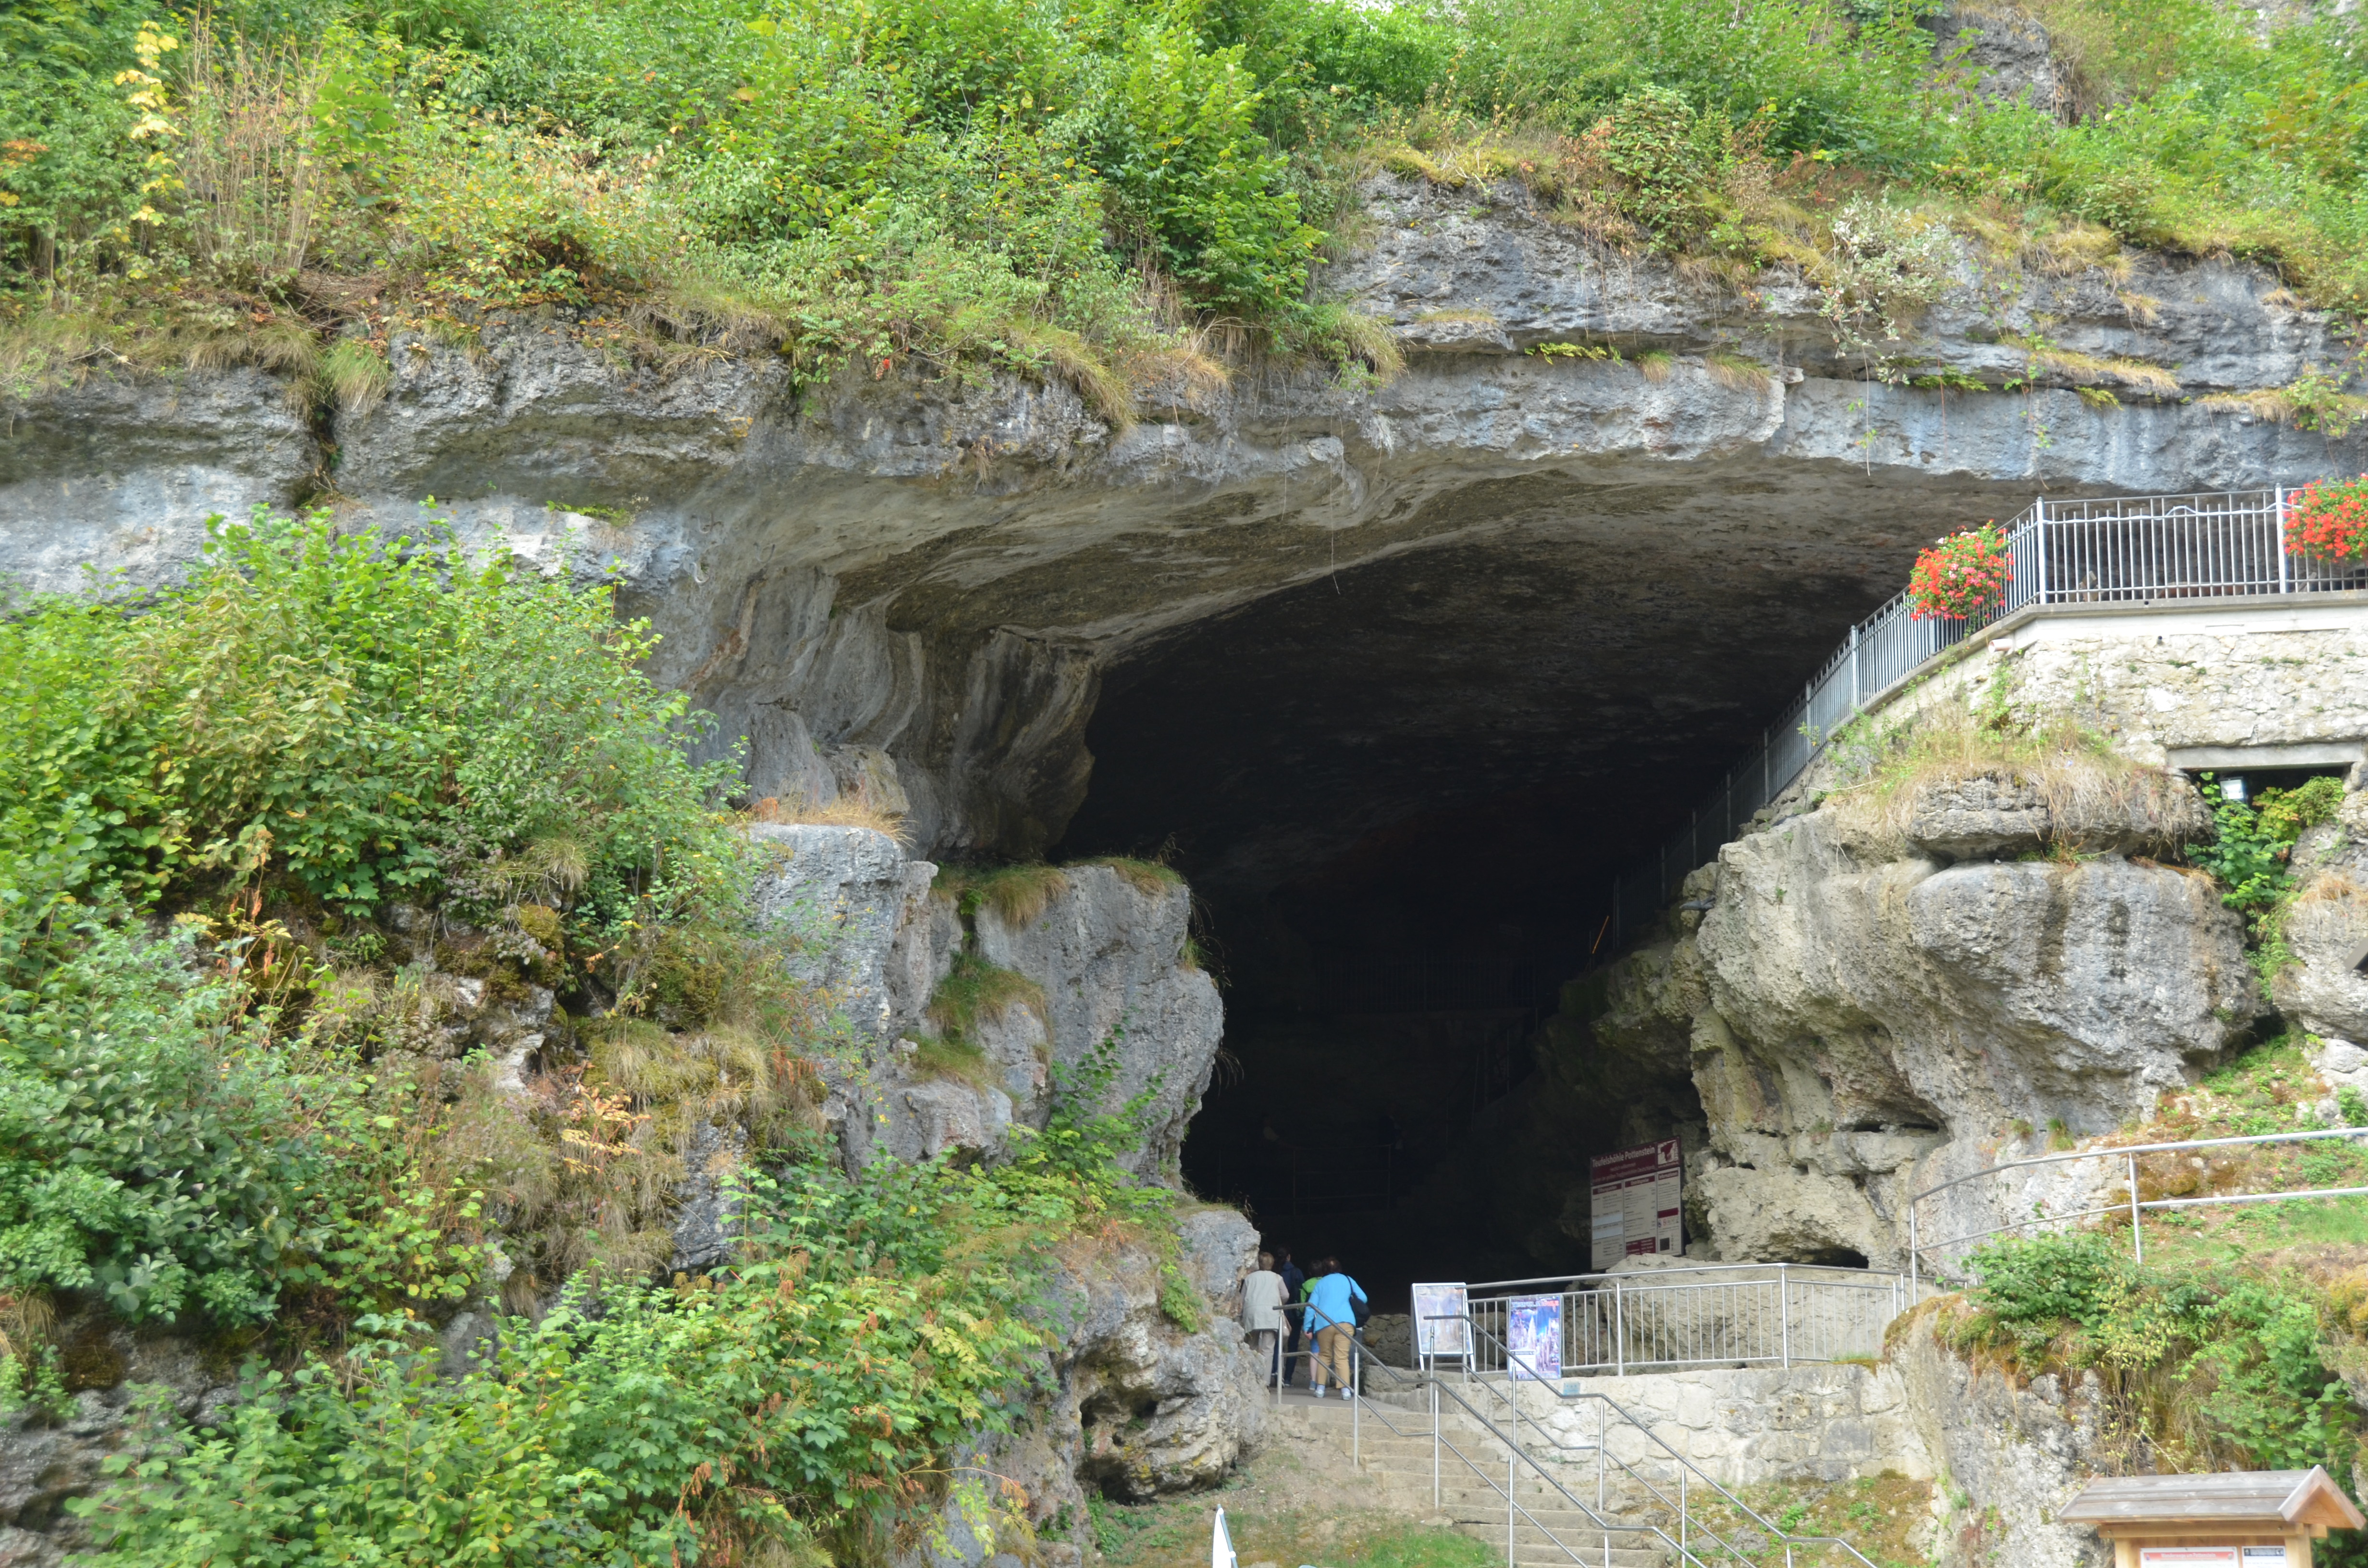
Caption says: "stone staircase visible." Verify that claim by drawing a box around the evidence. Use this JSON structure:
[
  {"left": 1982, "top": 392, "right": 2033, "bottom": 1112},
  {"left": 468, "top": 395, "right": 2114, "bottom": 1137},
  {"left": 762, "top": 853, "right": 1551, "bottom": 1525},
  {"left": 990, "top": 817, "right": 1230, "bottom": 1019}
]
[{"left": 1265, "top": 1392, "right": 1677, "bottom": 1568}]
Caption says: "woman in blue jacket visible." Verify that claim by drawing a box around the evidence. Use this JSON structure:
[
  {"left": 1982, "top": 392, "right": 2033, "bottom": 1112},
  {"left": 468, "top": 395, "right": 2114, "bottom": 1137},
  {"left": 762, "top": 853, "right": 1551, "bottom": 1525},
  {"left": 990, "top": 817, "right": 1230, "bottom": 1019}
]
[{"left": 1301, "top": 1257, "right": 1367, "bottom": 1398}]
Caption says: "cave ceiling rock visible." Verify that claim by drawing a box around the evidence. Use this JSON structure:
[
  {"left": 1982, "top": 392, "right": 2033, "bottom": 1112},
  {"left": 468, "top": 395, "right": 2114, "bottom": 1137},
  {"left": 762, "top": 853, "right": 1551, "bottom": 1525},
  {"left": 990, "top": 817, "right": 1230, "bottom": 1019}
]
[{"left": 3, "top": 177, "right": 2365, "bottom": 871}]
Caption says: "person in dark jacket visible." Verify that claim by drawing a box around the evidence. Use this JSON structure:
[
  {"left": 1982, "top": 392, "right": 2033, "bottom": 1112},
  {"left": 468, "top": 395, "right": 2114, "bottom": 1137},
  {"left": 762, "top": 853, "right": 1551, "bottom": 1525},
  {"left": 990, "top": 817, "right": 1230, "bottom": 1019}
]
[{"left": 1273, "top": 1246, "right": 1307, "bottom": 1386}]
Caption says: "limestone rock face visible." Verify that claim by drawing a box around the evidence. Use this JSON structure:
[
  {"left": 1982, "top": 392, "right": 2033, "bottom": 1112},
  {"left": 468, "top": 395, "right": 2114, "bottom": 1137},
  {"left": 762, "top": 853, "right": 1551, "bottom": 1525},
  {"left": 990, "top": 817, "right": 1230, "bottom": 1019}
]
[
  {"left": 1903, "top": 769, "right": 2215, "bottom": 862},
  {"left": 1064, "top": 1210, "right": 1267, "bottom": 1503},
  {"left": 7, "top": 193, "right": 2360, "bottom": 886},
  {"left": 2273, "top": 795, "right": 2368, "bottom": 1048},
  {"left": 0, "top": 1307, "right": 236, "bottom": 1568},
  {"left": 975, "top": 867, "right": 1220, "bottom": 1176},
  {"left": 898, "top": 1212, "right": 1266, "bottom": 1568},
  {"left": 752, "top": 822, "right": 951, "bottom": 1044},
  {"left": 738, "top": 827, "right": 1222, "bottom": 1179},
  {"left": 1670, "top": 800, "right": 2254, "bottom": 1264},
  {"left": 1904, "top": 774, "right": 2053, "bottom": 860},
  {"left": 1896, "top": 1315, "right": 2109, "bottom": 1568}
]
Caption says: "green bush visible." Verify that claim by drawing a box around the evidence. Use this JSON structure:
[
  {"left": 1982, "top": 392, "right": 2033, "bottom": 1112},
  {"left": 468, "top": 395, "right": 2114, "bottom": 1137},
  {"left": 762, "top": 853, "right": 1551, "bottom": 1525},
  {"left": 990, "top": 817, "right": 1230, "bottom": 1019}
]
[
  {"left": 2188, "top": 773, "right": 2348, "bottom": 937},
  {"left": 73, "top": 1162, "right": 1053, "bottom": 1567},
  {"left": 70, "top": 1062, "right": 1186, "bottom": 1565},
  {"left": 0, "top": 508, "right": 738, "bottom": 938},
  {"left": 0, "top": 908, "right": 480, "bottom": 1326},
  {"left": 0, "top": 912, "right": 308, "bottom": 1323},
  {"left": 1956, "top": 1234, "right": 2360, "bottom": 1482}
]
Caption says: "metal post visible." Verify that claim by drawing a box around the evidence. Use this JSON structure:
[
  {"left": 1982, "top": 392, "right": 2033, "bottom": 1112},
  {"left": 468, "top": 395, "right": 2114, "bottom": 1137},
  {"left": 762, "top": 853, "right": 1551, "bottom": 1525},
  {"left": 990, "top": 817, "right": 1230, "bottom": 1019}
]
[
  {"left": 1849, "top": 623, "right": 1861, "bottom": 711},
  {"left": 1596, "top": 1400, "right": 1605, "bottom": 1513},
  {"left": 2128, "top": 1150, "right": 2143, "bottom": 1264},
  {"left": 1507, "top": 1446, "right": 1517, "bottom": 1568},
  {"left": 1613, "top": 1280, "right": 1626, "bottom": 1377},
  {"left": 1353, "top": 1339, "right": 1361, "bottom": 1465},
  {"left": 1909, "top": 1204, "right": 1919, "bottom": 1297},
  {"left": 2034, "top": 496, "right": 2048, "bottom": 603},
  {"left": 1432, "top": 1379, "right": 1441, "bottom": 1511},
  {"left": 2277, "top": 487, "right": 2291, "bottom": 594},
  {"left": 1779, "top": 1266, "right": 1791, "bottom": 1369}
]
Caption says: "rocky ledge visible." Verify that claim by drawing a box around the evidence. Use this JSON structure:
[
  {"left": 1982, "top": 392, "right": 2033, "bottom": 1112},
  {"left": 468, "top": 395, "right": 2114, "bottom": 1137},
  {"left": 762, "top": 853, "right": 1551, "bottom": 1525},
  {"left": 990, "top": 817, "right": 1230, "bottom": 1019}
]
[{"left": 6, "top": 180, "right": 2362, "bottom": 892}]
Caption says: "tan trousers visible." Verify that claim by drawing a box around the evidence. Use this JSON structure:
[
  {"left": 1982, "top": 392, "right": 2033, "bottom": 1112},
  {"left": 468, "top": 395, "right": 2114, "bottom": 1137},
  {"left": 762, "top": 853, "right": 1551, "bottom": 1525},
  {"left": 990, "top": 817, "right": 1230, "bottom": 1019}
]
[{"left": 1312, "top": 1323, "right": 1355, "bottom": 1391}]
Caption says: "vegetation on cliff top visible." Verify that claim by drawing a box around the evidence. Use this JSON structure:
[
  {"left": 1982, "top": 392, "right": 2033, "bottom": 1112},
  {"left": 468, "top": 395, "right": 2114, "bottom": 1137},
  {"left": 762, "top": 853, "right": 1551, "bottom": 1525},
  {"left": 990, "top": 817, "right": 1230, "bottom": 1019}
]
[
  {"left": 4, "top": 0, "right": 2366, "bottom": 411},
  {"left": 0, "top": 515, "right": 1194, "bottom": 1565},
  {"left": 1911, "top": 1031, "right": 2368, "bottom": 1552}
]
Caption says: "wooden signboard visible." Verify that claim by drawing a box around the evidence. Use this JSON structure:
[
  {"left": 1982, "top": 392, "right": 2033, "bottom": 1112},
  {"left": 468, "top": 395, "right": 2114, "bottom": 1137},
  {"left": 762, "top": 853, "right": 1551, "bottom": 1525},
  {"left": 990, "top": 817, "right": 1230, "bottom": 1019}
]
[{"left": 2058, "top": 1469, "right": 2365, "bottom": 1568}]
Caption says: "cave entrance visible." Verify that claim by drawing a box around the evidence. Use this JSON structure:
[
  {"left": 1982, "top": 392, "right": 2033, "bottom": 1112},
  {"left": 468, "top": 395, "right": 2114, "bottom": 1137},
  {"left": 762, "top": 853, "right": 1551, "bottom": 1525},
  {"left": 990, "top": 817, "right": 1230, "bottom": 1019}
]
[{"left": 1043, "top": 486, "right": 1977, "bottom": 1307}]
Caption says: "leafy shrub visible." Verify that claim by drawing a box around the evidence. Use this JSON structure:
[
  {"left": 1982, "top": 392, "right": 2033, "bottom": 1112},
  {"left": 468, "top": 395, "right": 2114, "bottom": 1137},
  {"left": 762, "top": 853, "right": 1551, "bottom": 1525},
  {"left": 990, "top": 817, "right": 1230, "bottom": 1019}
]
[
  {"left": 0, "top": 908, "right": 480, "bottom": 1326},
  {"left": 1095, "top": 24, "right": 1322, "bottom": 312},
  {"left": 0, "top": 912, "right": 303, "bottom": 1323},
  {"left": 74, "top": 1163, "right": 1053, "bottom": 1567},
  {"left": 69, "top": 1042, "right": 1190, "bottom": 1564},
  {"left": 0, "top": 508, "right": 738, "bottom": 939},
  {"left": 2188, "top": 773, "right": 2346, "bottom": 944},
  {"left": 1953, "top": 1234, "right": 2362, "bottom": 1481}
]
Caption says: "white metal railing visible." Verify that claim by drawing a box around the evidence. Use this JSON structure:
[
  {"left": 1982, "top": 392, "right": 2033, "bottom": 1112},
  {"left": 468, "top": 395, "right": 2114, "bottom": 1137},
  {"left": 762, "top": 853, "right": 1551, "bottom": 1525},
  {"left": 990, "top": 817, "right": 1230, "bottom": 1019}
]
[
  {"left": 1607, "top": 486, "right": 2368, "bottom": 939},
  {"left": 1461, "top": 1264, "right": 1905, "bottom": 1376},
  {"left": 1907, "top": 1125, "right": 2368, "bottom": 1290},
  {"left": 1419, "top": 1315, "right": 1890, "bottom": 1568},
  {"left": 1275, "top": 1315, "right": 1887, "bottom": 1568}
]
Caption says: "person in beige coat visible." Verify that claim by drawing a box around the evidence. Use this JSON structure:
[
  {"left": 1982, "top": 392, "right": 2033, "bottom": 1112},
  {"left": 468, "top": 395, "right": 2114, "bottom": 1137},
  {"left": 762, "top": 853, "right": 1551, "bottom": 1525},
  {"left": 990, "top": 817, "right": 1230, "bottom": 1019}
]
[{"left": 1240, "top": 1250, "right": 1287, "bottom": 1389}]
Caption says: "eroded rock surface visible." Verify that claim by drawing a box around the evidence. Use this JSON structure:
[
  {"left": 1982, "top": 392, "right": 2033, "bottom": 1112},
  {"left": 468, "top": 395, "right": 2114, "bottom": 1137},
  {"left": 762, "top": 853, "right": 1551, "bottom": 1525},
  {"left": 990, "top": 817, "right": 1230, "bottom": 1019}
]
[
  {"left": 1589, "top": 771, "right": 2256, "bottom": 1266},
  {"left": 903, "top": 1209, "right": 1267, "bottom": 1568},
  {"left": 8, "top": 189, "right": 2361, "bottom": 888},
  {"left": 1896, "top": 1315, "right": 2109, "bottom": 1568},
  {"left": 0, "top": 1308, "right": 237, "bottom": 1568},
  {"left": 736, "top": 827, "right": 1220, "bottom": 1180}
]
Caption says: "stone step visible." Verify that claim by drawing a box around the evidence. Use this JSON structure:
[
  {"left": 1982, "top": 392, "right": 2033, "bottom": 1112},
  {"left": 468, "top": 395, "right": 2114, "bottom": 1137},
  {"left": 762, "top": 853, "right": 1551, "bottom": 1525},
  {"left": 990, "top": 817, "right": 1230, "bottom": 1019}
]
[{"left": 1448, "top": 1529, "right": 1665, "bottom": 1568}]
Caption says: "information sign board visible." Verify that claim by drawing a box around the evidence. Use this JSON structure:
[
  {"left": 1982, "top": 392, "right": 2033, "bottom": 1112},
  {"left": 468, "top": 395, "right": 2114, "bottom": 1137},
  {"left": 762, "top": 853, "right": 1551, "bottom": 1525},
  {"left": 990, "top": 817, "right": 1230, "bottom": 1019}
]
[
  {"left": 1589, "top": 1139, "right": 1684, "bottom": 1271},
  {"left": 1411, "top": 1282, "right": 1470, "bottom": 1364}
]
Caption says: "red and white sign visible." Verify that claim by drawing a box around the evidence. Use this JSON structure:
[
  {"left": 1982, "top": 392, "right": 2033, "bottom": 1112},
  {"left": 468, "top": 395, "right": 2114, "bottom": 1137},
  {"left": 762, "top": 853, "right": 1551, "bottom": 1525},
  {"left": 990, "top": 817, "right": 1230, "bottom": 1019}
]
[
  {"left": 2138, "top": 1551, "right": 2241, "bottom": 1568},
  {"left": 1589, "top": 1139, "right": 1683, "bottom": 1271}
]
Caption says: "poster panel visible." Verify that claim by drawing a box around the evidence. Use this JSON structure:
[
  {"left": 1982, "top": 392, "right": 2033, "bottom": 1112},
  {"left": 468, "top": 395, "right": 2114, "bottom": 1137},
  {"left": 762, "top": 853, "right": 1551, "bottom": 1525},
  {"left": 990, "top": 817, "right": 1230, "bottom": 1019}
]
[
  {"left": 2139, "top": 1552, "right": 2241, "bottom": 1568},
  {"left": 1505, "top": 1295, "right": 1562, "bottom": 1381},
  {"left": 1589, "top": 1139, "right": 1684, "bottom": 1272},
  {"left": 1411, "top": 1282, "right": 1470, "bottom": 1360}
]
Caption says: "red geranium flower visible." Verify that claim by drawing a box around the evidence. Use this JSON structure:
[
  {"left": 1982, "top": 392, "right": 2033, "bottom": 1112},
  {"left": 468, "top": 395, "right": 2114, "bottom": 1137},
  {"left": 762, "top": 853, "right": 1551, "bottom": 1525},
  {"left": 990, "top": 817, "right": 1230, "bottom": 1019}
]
[
  {"left": 2285, "top": 476, "right": 2368, "bottom": 562},
  {"left": 1910, "top": 523, "right": 2012, "bottom": 621}
]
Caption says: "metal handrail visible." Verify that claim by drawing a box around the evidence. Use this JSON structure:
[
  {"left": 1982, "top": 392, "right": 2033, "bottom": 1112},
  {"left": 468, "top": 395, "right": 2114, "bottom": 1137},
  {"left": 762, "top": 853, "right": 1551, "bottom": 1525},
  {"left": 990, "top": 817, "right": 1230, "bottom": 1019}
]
[
  {"left": 1273, "top": 1305, "right": 1866, "bottom": 1568},
  {"left": 1436, "top": 1312, "right": 1888, "bottom": 1568},
  {"left": 1463, "top": 1263, "right": 1907, "bottom": 1376},
  {"left": 1906, "top": 1123, "right": 2368, "bottom": 1289},
  {"left": 1604, "top": 484, "right": 2368, "bottom": 941},
  {"left": 1466, "top": 1262, "right": 1886, "bottom": 1293}
]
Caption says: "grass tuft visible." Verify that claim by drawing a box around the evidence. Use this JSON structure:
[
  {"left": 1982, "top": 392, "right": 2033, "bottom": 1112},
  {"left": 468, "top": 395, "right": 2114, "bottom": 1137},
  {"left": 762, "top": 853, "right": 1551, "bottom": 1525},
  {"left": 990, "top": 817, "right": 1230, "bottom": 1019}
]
[
  {"left": 1071, "top": 856, "right": 1183, "bottom": 897},
  {"left": 935, "top": 864, "right": 1072, "bottom": 929},
  {"left": 1706, "top": 351, "right": 1775, "bottom": 391},
  {"left": 321, "top": 338, "right": 391, "bottom": 416},
  {"left": 921, "top": 951, "right": 1046, "bottom": 1087},
  {"left": 749, "top": 795, "right": 911, "bottom": 845}
]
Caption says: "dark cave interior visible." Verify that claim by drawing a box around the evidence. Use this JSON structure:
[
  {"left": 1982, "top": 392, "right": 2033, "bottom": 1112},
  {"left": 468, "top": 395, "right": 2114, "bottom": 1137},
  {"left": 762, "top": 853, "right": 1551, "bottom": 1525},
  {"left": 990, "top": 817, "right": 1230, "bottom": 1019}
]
[{"left": 1048, "top": 523, "right": 1924, "bottom": 1310}]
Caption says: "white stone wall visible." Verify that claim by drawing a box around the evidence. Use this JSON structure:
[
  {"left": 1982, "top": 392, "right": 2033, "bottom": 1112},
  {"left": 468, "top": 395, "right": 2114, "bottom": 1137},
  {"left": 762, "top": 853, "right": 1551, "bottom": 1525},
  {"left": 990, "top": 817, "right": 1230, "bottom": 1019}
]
[
  {"left": 1798, "top": 593, "right": 2368, "bottom": 802},
  {"left": 1479, "top": 1361, "right": 1934, "bottom": 1487}
]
